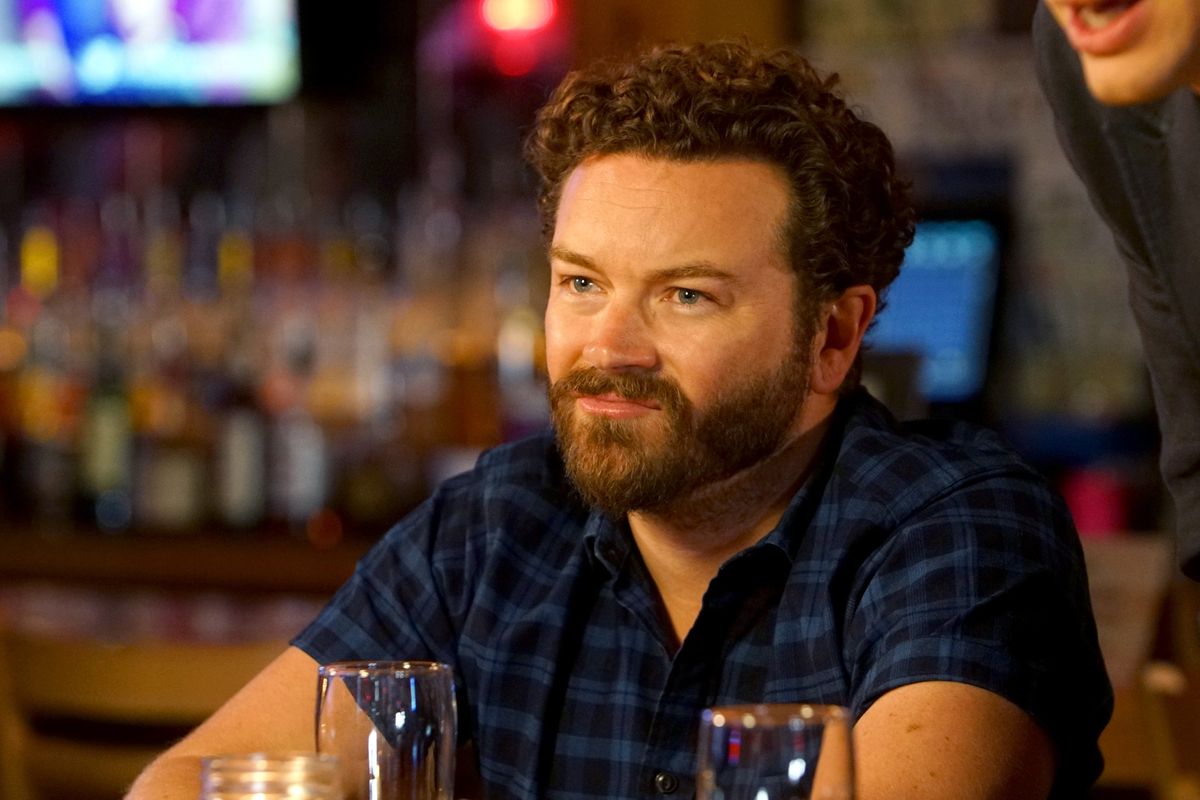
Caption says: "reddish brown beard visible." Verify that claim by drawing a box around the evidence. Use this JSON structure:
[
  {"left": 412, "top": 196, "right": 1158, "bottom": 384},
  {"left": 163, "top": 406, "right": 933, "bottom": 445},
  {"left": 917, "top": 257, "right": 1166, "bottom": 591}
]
[{"left": 548, "top": 349, "right": 811, "bottom": 518}]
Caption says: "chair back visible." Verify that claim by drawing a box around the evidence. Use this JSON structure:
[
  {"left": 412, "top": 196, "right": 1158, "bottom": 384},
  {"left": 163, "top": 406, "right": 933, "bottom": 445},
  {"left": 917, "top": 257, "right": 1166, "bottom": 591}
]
[{"left": 0, "top": 629, "right": 285, "bottom": 800}]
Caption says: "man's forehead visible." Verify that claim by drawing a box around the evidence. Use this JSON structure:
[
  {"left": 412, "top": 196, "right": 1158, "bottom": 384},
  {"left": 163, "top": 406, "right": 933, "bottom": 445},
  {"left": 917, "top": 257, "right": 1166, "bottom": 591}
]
[
  {"left": 550, "top": 154, "right": 795, "bottom": 280},
  {"left": 565, "top": 152, "right": 788, "bottom": 190},
  {"left": 554, "top": 154, "right": 791, "bottom": 230}
]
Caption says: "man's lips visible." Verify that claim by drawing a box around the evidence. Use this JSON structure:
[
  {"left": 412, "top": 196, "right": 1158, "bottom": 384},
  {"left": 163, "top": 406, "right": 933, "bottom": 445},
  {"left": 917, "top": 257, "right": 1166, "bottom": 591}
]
[
  {"left": 1062, "top": 0, "right": 1148, "bottom": 56},
  {"left": 574, "top": 392, "right": 662, "bottom": 418}
]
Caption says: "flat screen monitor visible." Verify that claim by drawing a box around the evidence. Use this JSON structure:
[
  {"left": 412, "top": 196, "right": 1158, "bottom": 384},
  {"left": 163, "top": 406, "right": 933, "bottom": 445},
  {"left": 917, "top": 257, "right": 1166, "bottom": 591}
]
[
  {"left": 866, "top": 218, "right": 1002, "bottom": 406},
  {"left": 0, "top": 0, "right": 299, "bottom": 105}
]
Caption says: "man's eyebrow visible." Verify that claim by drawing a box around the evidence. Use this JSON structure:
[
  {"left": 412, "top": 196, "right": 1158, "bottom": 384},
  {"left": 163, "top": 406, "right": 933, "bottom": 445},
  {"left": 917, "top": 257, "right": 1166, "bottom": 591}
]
[
  {"left": 648, "top": 263, "right": 738, "bottom": 283},
  {"left": 549, "top": 246, "right": 738, "bottom": 283},
  {"left": 549, "top": 246, "right": 596, "bottom": 269}
]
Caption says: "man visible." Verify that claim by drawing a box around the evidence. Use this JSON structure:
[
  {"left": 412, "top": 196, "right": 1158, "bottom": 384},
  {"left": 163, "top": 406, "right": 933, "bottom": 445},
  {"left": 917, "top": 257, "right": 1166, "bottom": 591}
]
[
  {"left": 130, "top": 41, "right": 1111, "bottom": 799},
  {"left": 1035, "top": 0, "right": 1200, "bottom": 579}
]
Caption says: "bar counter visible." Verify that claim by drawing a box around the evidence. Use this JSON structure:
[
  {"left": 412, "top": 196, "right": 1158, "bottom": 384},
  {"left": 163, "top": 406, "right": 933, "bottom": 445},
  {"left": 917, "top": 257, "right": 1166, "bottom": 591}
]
[{"left": 0, "top": 529, "right": 373, "bottom": 595}]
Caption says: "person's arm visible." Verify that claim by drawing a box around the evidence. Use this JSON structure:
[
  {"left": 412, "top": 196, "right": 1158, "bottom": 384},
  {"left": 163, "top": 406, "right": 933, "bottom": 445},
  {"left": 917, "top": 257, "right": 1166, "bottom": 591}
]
[
  {"left": 840, "top": 448, "right": 1111, "bottom": 796},
  {"left": 125, "top": 646, "right": 321, "bottom": 800},
  {"left": 854, "top": 680, "right": 1055, "bottom": 800}
]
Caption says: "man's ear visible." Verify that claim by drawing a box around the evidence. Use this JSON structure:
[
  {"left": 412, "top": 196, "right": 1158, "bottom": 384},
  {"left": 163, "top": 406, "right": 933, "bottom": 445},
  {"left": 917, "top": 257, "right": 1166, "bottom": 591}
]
[{"left": 809, "top": 285, "right": 877, "bottom": 395}]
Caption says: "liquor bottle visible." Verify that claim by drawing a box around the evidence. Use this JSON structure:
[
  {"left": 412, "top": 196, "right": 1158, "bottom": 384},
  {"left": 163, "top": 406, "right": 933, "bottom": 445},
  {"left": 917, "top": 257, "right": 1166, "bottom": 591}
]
[
  {"left": 331, "top": 195, "right": 427, "bottom": 529},
  {"left": 391, "top": 183, "right": 456, "bottom": 466},
  {"left": 491, "top": 208, "right": 549, "bottom": 441},
  {"left": 270, "top": 401, "right": 329, "bottom": 536},
  {"left": 15, "top": 211, "right": 79, "bottom": 526},
  {"left": 0, "top": 224, "right": 19, "bottom": 519},
  {"left": 213, "top": 207, "right": 267, "bottom": 531},
  {"left": 214, "top": 353, "right": 267, "bottom": 530},
  {"left": 130, "top": 190, "right": 205, "bottom": 533},
  {"left": 266, "top": 312, "right": 329, "bottom": 535},
  {"left": 78, "top": 330, "right": 134, "bottom": 532},
  {"left": 132, "top": 332, "right": 209, "bottom": 534},
  {"left": 184, "top": 192, "right": 224, "bottom": 302},
  {"left": 143, "top": 190, "right": 184, "bottom": 298}
]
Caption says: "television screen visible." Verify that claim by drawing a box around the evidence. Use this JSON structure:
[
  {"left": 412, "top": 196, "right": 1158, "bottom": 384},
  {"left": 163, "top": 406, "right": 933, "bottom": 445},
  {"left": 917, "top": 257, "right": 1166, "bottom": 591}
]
[
  {"left": 866, "top": 219, "right": 1001, "bottom": 405},
  {"left": 0, "top": 0, "right": 299, "bottom": 105}
]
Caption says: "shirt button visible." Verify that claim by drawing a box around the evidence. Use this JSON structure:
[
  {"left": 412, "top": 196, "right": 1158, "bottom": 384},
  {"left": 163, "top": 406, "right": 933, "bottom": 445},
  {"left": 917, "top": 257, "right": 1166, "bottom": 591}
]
[{"left": 654, "top": 771, "right": 679, "bottom": 794}]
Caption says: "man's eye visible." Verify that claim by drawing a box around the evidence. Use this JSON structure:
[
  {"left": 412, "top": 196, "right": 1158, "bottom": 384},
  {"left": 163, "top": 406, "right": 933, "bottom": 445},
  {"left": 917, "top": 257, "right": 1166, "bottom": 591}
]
[
  {"left": 675, "top": 288, "right": 704, "bottom": 305},
  {"left": 570, "top": 277, "right": 594, "bottom": 292}
]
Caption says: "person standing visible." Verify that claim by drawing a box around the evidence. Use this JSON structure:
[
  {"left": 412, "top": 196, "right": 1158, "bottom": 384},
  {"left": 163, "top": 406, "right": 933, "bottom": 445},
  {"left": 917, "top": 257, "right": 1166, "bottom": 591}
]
[{"left": 1034, "top": 0, "right": 1200, "bottom": 578}]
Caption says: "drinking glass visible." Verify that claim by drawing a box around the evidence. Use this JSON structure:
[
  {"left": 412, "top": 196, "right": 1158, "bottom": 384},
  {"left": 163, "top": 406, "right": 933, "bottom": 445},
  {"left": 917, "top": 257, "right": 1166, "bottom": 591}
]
[
  {"left": 315, "top": 661, "right": 456, "bottom": 800},
  {"left": 200, "top": 752, "right": 342, "bottom": 800},
  {"left": 696, "top": 703, "right": 854, "bottom": 800}
]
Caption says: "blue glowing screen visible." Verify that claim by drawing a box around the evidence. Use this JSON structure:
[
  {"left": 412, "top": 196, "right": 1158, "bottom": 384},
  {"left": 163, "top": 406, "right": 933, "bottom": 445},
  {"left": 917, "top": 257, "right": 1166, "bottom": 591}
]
[{"left": 866, "top": 220, "right": 1001, "bottom": 404}]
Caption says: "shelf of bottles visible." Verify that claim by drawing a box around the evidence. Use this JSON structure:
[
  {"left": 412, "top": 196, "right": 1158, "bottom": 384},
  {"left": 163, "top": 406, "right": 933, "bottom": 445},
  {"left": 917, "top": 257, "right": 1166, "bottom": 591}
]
[{"left": 0, "top": 174, "right": 551, "bottom": 544}]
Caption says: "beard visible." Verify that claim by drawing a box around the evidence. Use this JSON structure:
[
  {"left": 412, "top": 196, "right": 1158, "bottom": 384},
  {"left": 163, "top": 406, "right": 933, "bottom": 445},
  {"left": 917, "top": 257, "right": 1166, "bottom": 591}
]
[{"left": 548, "top": 345, "right": 812, "bottom": 519}]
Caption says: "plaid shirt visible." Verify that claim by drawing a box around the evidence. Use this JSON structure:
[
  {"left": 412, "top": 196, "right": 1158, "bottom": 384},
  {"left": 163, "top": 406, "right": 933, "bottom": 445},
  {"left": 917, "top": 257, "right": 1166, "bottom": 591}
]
[{"left": 295, "top": 389, "right": 1111, "bottom": 799}]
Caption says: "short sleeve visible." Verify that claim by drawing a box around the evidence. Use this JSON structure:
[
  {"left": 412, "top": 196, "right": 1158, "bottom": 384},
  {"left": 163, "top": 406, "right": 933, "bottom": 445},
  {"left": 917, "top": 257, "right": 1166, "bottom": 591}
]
[
  {"left": 844, "top": 468, "right": 1112, "bottom": 797},
  {"left": 291, "top": 470, "right": 478, "bottom": 667}
]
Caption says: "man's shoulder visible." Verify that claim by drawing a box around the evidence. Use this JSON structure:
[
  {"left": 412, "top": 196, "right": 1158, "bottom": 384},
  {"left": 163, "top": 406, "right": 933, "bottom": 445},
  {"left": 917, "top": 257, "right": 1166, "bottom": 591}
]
[
  {"left": 833, "top": 391, "right": 1056, "bottom": 519},
  {"left": 823, "top": 393, "right": 1086, "bottom": 608},
  {"left": 429, "top": 428, "right": 582, "bottom": 526},
  {"left": 366, "top": 429, "right": 584, "bottom": 574},
  {"left": 841, "top": 390, "right": 1035, "bottom": 474},
  {"left": 468, "top": 428, "right": 565, "bottom": 486}
]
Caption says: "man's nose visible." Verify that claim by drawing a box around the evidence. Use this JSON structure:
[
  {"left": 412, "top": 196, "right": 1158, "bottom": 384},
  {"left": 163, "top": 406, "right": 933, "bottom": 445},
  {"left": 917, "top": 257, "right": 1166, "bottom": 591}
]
[{"left": 582, "top": 300, "right": 657, "bottom": 371}]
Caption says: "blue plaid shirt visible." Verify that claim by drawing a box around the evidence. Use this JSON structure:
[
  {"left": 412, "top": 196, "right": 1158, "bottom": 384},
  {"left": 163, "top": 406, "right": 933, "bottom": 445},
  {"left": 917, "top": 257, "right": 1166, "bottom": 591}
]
[{"left": 295, "top": 389, "right": 1111, "bottom": 799}]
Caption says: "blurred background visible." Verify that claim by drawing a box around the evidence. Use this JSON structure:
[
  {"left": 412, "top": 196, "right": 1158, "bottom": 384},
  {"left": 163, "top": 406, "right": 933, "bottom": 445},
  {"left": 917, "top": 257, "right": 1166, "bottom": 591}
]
[{"left": 0, "top": 1, "right": 1194, "bottom": 798}]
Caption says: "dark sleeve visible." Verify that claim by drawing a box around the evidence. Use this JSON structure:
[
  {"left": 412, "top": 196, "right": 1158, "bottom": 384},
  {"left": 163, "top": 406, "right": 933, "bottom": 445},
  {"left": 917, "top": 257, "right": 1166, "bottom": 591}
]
[
  {"left": 291, "top": 469, "right": 479, "bottom": 667},
  {"left": 844, "top": 468, "right": 1113, "bottom": 797},
  {"left": 1034, "top": 5, "right": 1200, "bottom": 579}
]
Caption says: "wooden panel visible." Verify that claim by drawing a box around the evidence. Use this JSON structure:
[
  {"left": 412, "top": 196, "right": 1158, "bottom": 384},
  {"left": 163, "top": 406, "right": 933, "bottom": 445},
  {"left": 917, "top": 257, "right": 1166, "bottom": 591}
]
[
  {"left": 5, "top": 633, "right": 286, "bottom": 722},
  {"left": 1081, "top": 535, "right": 1173, "bottom": 690},
  {"left": 571, "top": 0, "right": 790, "bottom": 64},
  {"left": 1, "top": 630, "right": 288, "bottom": 800},
  {"left": 0, "top": 531, "right": 370, "bottom": 595}
]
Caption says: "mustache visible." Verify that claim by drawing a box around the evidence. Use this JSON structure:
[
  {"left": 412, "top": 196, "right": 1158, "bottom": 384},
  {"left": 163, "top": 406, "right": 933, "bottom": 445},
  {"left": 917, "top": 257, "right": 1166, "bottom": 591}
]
[{"left": 550, "top": 367, "right": 686, "bottom": 412}]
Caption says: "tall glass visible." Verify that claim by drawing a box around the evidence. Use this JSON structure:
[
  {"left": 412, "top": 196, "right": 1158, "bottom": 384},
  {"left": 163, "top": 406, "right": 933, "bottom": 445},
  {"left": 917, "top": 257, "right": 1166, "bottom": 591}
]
[
  {"left": 315, "top": 661, "right": 456, "bottom": 800},
  {"left": 696, "top": 703, "right": 854, "bottom": 800}
]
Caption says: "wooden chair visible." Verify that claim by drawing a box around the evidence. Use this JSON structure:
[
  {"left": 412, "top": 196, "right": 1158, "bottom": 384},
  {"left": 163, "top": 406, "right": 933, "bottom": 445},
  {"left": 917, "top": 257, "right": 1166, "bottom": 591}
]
[
  {"left": 0, "top": 629, "right": 286, "bottom": 800},
  {"left": 1137, "top": 576, "right": 1200, "bottom": 800},
  {"left": 1081, "top": 529, "right": 1200, "bottom": 799}
]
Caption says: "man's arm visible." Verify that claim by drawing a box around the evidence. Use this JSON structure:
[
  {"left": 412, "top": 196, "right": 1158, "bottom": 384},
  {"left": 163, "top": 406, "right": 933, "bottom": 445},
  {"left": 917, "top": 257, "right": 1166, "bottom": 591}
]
[
  {"left": 126, "top": 646, "right": 321, "bottom": 800},
  {"left": 855, "top": 680, "right": 1055, "bottom": 800}
]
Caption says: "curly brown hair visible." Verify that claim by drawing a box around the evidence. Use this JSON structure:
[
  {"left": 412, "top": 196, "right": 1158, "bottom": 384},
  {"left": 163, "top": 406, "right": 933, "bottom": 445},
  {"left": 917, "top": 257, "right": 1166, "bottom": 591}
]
[{"left": 525, "top": 39, "right": 915, "bottom": 339}]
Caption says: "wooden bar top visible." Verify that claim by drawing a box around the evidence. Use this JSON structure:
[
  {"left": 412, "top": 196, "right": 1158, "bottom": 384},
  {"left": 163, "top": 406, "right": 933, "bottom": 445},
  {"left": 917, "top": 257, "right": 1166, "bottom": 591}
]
[{"left": 0, "top": 529, "right": 373, "bottom": 595}]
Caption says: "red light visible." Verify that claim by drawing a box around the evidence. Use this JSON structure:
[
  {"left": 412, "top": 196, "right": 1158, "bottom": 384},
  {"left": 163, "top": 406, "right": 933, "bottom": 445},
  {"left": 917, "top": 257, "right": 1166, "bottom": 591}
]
[
  {"left": 492, "top": 36, "right": 539, "bottom": 76},
  {"left": 481, "top": 0, "right": 555, "bottom": 32}
]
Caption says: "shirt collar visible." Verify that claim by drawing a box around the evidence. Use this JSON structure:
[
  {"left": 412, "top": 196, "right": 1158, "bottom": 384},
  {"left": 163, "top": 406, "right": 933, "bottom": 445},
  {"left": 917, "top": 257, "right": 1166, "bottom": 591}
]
[
  {"left": 576, "top": 390, "right": 868, "bottom": 572},
  {"left": 581, "top": 511, "right": 631, "bottom": 577}
]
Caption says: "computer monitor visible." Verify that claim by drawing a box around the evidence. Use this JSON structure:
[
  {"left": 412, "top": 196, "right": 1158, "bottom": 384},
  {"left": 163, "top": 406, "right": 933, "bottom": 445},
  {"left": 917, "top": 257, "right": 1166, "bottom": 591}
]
[
  {"left": 865, "top": 218, "right": 1002, "bottom": 410},
  {"left": 0, "top": 0, "right": 300, "bottom": 106}
]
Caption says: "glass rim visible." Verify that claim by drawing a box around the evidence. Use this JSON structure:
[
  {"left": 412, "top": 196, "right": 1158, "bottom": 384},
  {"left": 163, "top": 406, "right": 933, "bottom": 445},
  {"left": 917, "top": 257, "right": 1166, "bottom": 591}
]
[
  {"left": 701, "top": 703, "right": 850, "bottom": 728},
  {"left": 201, "top": 751, "right": 339, "bottom": 768},
  {"left": 316, "top": 659, "right": 453, "bottom": 678}
]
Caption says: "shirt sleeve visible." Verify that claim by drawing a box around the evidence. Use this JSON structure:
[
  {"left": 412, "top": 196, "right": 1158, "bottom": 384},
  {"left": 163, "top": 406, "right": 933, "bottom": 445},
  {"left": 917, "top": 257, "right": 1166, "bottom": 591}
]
[
  {"left": 291, "top": 469, "right": 478, "bottom": 667},
  {"left": 844, "top": 466, "right": 1113, "bottom": 796}
]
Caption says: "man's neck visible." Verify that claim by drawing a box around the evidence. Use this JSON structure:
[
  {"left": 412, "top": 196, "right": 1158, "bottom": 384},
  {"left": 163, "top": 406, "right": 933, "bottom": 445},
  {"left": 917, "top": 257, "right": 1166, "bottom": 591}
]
[{"left": 626, "top": 397, "right": 838, "bottom": 646}]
